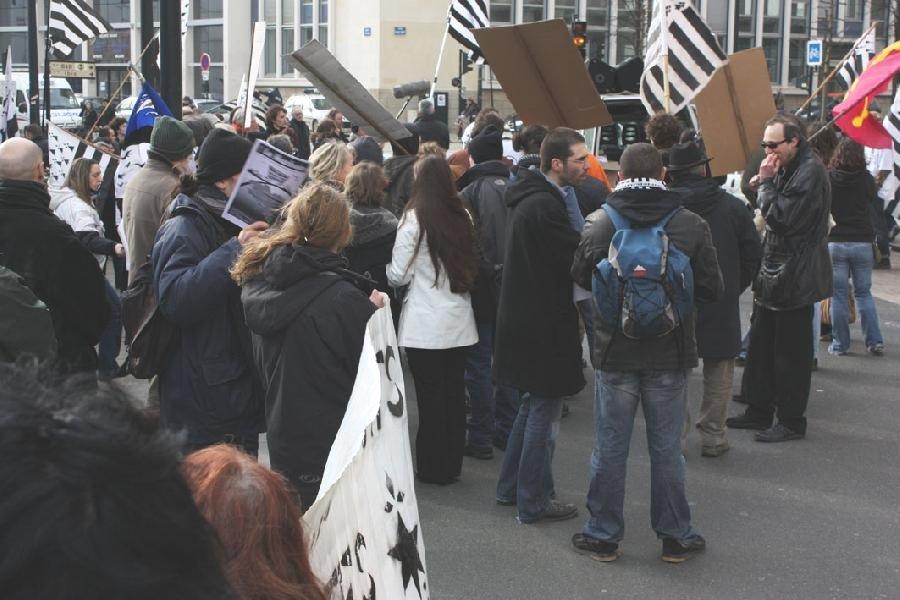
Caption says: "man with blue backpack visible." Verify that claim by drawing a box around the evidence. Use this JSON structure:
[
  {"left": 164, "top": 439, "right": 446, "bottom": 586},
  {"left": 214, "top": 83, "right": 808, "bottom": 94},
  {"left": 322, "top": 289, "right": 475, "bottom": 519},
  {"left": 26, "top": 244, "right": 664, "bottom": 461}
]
[{"left": 570, "top": 143, "right": 723, "bottom": 563}]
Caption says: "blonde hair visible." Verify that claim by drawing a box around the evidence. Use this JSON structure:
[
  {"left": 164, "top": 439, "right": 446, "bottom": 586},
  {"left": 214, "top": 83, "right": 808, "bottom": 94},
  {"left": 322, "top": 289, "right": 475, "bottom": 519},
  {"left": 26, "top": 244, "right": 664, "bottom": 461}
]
[
  {"left": 309, "top": 141, "right": 352, "bottom": 184},
  {"left": 417, "top": 141, "right": 446, "bottom": 158},
  {"left": 231, "top": 182, "right": 352, "bottom": 285}
]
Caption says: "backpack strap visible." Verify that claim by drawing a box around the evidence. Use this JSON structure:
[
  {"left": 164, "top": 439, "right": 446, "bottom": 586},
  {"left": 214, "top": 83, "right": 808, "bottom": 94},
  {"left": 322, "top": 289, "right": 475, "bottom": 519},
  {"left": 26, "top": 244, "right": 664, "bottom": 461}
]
[
  {"left": 654, "top": 207, "right": 682, "bottom": 231},
  {"left": 603, "top": 205, "right": 630, "bottom": 231}
]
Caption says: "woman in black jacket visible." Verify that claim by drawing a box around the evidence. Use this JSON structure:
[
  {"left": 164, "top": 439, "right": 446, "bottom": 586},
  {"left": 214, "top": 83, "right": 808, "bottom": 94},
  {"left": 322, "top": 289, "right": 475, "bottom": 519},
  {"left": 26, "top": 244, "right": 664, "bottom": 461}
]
[
  {"left": 233, "top": 182, "right": 381, "bottom": 509},
  {"left": 827, "top": 138, "right": 885, "bottom": 356}
]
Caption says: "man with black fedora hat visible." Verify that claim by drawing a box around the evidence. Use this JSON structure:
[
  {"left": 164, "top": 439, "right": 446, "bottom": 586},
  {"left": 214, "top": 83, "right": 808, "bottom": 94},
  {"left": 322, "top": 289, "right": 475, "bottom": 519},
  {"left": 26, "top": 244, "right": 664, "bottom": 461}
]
[{"left": 668, "top": 141, "right": 761, "bottom": 457}]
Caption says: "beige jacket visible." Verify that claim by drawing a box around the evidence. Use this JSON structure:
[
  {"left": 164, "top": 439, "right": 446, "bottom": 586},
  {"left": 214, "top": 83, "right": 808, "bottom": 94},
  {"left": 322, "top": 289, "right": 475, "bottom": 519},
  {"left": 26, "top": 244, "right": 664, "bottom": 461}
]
[{"left": 122, "top": 157, "right": 180, "bottom": 283}]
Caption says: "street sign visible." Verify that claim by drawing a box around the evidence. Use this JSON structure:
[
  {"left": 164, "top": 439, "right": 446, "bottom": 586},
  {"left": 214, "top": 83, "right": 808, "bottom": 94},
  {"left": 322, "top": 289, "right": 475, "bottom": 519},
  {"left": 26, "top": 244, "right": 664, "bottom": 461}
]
[
  {"left": 201, "top": 70, "right": 210, "bottom": 81},
  {"left": 807, "top": 40, "right": 823, "bottom": 67},
  {"left": 393, "top": 26, "right": 407, "bottom": 36},
  {"left": 199, "top": 52, "right": 211, "bottom": 71},
  {"left": 364, "top": 27, "right": 372, "bottom": 37},
  {"left": 48, "top": 60, "right": 96, "bottom": 78}
]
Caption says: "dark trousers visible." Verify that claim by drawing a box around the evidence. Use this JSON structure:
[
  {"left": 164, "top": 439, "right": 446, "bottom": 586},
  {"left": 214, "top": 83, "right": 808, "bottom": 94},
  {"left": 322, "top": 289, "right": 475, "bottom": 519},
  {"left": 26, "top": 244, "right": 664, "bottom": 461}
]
[
  {"left": 743, "top": 304, "right": 814, "bottom": 434},
  {"left": 407, "top": 346, "right": 468, "bottom": 484}
]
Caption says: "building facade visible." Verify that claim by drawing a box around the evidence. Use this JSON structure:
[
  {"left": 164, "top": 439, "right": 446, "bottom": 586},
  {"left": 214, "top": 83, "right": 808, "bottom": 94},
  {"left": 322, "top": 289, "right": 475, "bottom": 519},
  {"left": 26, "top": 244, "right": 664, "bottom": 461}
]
[{"left": 0, "top": 0, "right": 895, "bottom": 120}]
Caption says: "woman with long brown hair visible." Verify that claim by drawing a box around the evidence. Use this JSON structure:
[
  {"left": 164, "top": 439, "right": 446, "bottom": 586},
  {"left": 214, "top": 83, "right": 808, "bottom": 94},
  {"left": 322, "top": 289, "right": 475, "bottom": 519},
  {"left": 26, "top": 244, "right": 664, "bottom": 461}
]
[
  {"left": 387, "top": 154, "right": 478, "bottom": 485},
  {"left": 233, "top": 182, "right": 382, "bottom": 508},
  {"left": 182, "top": 444, "right": 328, "bottom": 600},
  {"left": 264, "top": 104, "right": 299, "bottom": 151}
]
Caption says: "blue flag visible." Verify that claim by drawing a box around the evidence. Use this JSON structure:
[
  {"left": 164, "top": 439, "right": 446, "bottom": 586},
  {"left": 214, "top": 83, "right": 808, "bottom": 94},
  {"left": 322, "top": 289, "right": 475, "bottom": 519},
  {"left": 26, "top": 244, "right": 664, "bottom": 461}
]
[{"left": 124, "top": 82, "right": 172, "bottom": 142}]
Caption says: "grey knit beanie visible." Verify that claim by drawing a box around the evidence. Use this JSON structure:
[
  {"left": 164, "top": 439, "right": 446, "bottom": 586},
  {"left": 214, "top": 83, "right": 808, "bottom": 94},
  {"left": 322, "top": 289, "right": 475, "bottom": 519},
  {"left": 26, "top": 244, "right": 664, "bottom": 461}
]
[{"left": 149, "top": 116, "right": 195, "bottom": 162}]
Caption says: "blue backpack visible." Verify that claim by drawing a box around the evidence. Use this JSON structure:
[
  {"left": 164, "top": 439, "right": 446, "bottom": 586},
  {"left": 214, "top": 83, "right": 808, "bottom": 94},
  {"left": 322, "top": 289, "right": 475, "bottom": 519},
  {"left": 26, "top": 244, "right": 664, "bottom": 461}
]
[{"left": 592, "top": 206, "right": 694, "bottom": 340}]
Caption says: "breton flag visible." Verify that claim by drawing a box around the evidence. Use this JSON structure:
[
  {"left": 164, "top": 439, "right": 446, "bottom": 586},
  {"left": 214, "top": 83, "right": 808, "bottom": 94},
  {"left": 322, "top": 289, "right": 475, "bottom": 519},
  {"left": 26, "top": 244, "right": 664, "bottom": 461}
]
[
  {"left": 47, "top": 122, "right": 119, "bottom": 190},
  {"left": 48, "top": 0, "right": 112, "bottom": 57},
  {"left": 448, "top": 0, "right": 490, "bottom": 64},
  {"left": 882, "top": 86, "right": 900, "bottom": 183},
  {"left": 836, "top": 28, "right": 876, "bottom": 90},
  {"left": 0, "top": 46, "right": 17, "bottom": 142},
  {"left": 640, "top": 0, "right": 726, "bottom": 116},
  {"left": 181, "top": 0, "right": 191, "bottom": 37}
]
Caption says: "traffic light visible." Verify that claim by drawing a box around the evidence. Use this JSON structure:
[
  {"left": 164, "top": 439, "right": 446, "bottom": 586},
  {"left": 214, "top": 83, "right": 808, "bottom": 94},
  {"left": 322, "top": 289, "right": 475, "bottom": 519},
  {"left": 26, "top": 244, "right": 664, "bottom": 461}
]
[
  {"left": 461, "top": 50, "right": 474, "bottom": 75},
  {"left": 571, "top": 21, "right": 587, "bottom": 59}
]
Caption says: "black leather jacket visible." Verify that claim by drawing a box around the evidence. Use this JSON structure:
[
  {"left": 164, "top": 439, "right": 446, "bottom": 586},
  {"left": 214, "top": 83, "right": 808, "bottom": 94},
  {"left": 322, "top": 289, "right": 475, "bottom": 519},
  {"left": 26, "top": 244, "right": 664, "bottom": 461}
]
[{"left": 753, "top": 143, "right": 832, "bottom": 310}]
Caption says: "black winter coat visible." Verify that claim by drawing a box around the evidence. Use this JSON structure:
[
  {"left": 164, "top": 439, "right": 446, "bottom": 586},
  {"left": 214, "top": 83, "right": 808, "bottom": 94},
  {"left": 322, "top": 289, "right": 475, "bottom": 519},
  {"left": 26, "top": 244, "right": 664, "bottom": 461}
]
[
  {"left": 152, "top": 190, "right": 264, "bottom": 445},
  {"left": 494, "top": 168, "right": 585, "bottom": 398},
  {"left": 672, "top": 175, "right": 761, "bottom": 359},
  {"left": 828, "top": 169, "right": 876, "bottom": 243},
  {"left": 384, "top": 154, "right": 416, "bottom": 218},
  {"left": 345, "top": 206, "right": 398, "bottom": 297},
  {"left": 242, "top": 244, "right": 375, "bottom": 507},
  {"left": 754, "top": 143, "right": 832, "bottom": 310},
  {"left": 571, "top": 183, "right": 724, "bottom": 371},
  {"left": 289, "top": 117, "right": 311, "bottom": 160},
  {"left": 412, "top": 114, "right": 450, "bottom": 149},
  {"left": 0, "top": 180, "right": 108, "bottom": 372},
  {"left": 459, "top": 160, "right": 511, "bottom": 323}
]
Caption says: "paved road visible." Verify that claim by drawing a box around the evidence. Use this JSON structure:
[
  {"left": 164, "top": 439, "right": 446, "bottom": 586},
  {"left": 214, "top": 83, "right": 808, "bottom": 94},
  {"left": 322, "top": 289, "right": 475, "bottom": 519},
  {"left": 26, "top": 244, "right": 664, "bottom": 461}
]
[{"left": 116, "top": 270, "right": 900, "bottom": 600}]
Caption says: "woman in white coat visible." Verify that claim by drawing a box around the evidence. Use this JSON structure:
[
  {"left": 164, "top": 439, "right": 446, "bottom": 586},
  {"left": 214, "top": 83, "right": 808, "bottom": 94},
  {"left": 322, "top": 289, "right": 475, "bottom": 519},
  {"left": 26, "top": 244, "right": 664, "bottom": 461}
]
[
  {"left": 51, "top": 158, "right": 124, "bottom": 379},
  {"left": 388, "top": 155, "right": 479, "bottom": 485}
]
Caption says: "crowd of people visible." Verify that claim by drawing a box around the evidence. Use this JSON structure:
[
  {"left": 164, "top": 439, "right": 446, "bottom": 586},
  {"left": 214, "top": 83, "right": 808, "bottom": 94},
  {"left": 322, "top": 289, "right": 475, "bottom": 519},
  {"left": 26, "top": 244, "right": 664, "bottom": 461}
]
[{"left": 0, "top": 91, "right": 895, "bottom": 596}]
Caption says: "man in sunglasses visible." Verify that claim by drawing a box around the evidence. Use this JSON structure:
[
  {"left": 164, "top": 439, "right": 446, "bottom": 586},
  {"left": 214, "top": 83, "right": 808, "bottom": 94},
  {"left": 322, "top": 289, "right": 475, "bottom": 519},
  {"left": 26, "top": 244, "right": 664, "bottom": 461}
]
[{"left": 727, "top": 114, "right": 832, "bottom": 443}]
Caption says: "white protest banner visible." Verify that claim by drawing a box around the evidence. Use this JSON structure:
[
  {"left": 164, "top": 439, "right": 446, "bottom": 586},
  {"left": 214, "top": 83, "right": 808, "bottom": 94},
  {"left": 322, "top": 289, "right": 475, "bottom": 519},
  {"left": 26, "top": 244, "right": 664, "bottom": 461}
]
[
  {"left": 222, "top": 139, "right": 308, "bottom": 229},
  {"left": 304, "top": 306, "right": 430, "bottom": 600}
]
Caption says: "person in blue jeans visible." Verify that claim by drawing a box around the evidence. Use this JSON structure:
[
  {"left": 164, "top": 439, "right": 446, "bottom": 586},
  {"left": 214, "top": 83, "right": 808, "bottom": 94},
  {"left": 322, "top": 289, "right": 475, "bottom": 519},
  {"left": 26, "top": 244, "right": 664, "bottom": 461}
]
[
  {"left": 570, "top": 144, "right": 723, "bottom": 562},
  {"left": 827, "top": 138, "right": 885, "bottom": 356},
  {"left": 493, "top": 128, "right": 588, "bottom": 524}
]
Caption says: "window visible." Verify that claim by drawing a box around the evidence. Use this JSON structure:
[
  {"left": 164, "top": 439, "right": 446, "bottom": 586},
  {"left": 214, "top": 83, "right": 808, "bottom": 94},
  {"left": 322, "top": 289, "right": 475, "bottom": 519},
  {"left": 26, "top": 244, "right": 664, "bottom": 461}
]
[
  {"left": 788, "top": 38, "right": 808, "bottom": 88},
  {"left": 490, "top": 0, "right": 514, "bottom": 23},
  {"left": 282, "top": 28, "right": 295, "bottom": 74},
  {"left": 522, "top": 0, "right": 545, "bottom": 22},
  {"left": 736, "top": 0, "right": 754, "bottom": 34},
  {"left": 790, "top": 0, "right": 808, "bottom": 35},
  {"left": 90, "top": 29, "right": 131, "bottom": 61},
  {"left": 586, "top": 0, "right": 609, "bottom": 28},
  {"left": 706, "top": 0, "right": 728, "bottom": 49},
  {"left": 265, "top": 27, "right": 277, "bottom": 76},
  {"left": 762, "top": 0, "right": 782, "bottom": 34},
  {"left": 194, "top": 0, "right": 223, "bottom": 19},
  {"left": 762, "top": 38, "right": 781, "bottom": 83},
  {"left": 93, "top": 0, "right": 129, "bottom": 23},
  {"left": 555, "top": 0, "right": 576, "bottom": 23},
  {"left": 193, "top": 25, "right": 223, "bottom": 62},
  {"left": 587, "top": 30, "right": 608, "bottom": 61},
  {"left": 616, "top": 30, "right": 636, "bottom": 61},
  {"left": 0, "top": 32, "right": 27, "bottom": 65},
  {"left": 0, "top": 0, "right": 27, "bottom": 27},
  {"left": 871, "top": 0, "right": 890, "bottom": 42}
]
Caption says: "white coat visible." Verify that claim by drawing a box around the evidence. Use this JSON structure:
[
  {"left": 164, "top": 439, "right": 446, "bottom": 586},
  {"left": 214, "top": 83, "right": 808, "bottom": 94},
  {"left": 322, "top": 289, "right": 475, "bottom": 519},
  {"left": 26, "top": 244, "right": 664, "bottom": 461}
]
[
  {"left": 50, "top": 186, "right": 106, "bottom": 263},
  {"left": 387, "top": 210, "right": 477, "bottom": 350}
]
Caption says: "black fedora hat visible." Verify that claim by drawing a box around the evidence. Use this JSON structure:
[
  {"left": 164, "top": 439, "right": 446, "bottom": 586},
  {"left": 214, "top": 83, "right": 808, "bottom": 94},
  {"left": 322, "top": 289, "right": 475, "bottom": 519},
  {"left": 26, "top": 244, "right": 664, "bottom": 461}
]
[{"left": 666, "top": 141, "right": 713, "bottom": 172}]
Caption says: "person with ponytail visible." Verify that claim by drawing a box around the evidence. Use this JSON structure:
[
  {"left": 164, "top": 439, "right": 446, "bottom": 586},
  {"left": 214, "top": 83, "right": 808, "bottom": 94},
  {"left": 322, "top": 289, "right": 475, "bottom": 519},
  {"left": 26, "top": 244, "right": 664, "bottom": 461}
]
[
  {"left": 387, "top": 154, "right": 479, "bottom": 485},
  {"left": 234, "top": 182, "right": 383, "bottom": 509},
  {"left": 50, "top": 157, "right": 124, "bottom": 379}
]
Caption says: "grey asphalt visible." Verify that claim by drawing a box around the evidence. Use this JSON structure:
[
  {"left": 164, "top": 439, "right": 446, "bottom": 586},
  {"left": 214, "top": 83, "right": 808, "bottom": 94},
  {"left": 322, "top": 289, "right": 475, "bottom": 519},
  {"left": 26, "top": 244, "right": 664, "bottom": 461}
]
[{"left": 116, "top": 290, "right": 900, "bottom": 600}]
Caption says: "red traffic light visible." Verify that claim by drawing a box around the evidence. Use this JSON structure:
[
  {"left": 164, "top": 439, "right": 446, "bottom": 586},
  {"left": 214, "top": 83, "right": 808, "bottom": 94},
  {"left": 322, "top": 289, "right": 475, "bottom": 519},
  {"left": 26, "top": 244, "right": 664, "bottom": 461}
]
[
  {"left": 573, "top": 35, "right": 586, "bottom": 48},
  {"left": 571, "top": 21, "right": 587, "bottom": 56}
]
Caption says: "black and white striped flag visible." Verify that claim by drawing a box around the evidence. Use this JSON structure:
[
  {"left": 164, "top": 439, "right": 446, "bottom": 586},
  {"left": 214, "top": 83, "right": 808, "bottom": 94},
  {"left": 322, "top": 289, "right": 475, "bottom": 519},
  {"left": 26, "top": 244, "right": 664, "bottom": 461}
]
[
  {"left": 448, "top": 0, "right": 490, "bottom": 64},
  {"left": 47, "top": 123, "right": 119, "bottom": 190},
  {"left": 640, "top": 0, "right": 726, "bottom": 115},
  {"left": 836, "top": 29, "right": 875, "bottom": 90},
  {"left": 49, "top": 0, "right": 112, "bottom": 57},
  {"left": 882, "top": 87, "right": 900, "bottom": 183}
]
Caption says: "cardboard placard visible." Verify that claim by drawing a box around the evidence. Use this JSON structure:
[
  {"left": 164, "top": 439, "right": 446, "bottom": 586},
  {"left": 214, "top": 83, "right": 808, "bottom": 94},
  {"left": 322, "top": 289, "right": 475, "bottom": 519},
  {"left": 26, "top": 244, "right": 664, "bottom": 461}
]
[
  {"left": 472, "top": 19, "right": 612, "bottom": 130},
  {"left": 694, "top": 48, "right": 776, "bottom": 176}
]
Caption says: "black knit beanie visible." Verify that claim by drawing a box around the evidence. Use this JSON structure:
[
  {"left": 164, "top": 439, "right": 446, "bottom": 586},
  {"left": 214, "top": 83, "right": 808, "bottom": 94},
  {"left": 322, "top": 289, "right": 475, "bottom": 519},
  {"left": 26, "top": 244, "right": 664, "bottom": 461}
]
[
  {"left": 468, "top": 125, "right": 503, "bottom": 164},
  {"left": 196, "top": 128, "right": 253, "bottom": 185}
]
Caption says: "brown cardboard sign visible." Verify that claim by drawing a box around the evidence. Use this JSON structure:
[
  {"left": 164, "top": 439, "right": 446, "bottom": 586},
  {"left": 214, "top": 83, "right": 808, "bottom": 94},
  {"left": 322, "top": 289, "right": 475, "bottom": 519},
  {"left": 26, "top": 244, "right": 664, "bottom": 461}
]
[
  {"left": 694, "top": 48, "right": 776, "bottom": 176},
  {"left": 472, "top": 19, "right": 612, "bottom": 130}
]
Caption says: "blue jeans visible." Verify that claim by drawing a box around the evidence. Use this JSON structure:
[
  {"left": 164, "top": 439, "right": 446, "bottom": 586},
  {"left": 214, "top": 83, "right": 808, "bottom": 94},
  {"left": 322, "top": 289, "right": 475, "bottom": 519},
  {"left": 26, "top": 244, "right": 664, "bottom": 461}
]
[
  {"left": 582, "top": 369, "right": 698, "bottom": 543},
  {"left": 828, "top": 242, "right": 884, "bottom": 352},
  {"left": 98, "top": 279, "right": 122, "bottom": 377},
  {"left": 496, "top": 393, "right": 562, "bottom": 522},
  {"left": 465, "top": 321, "right": 522, "bottom": 449}
]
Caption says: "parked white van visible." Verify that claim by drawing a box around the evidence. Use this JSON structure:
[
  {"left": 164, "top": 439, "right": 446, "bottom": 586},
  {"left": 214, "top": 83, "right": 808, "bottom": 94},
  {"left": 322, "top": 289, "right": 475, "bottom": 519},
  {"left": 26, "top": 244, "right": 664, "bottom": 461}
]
[{"left": 5, "top": 73, "right": 82, "bottom": 129}]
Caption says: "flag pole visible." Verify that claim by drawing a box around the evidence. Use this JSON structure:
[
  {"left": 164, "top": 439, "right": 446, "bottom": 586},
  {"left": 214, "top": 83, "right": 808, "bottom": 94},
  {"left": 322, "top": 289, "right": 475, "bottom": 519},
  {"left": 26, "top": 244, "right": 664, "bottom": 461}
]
[
  {"left": 795, "top": 21, "right": 878, "bottom": 116},
  {"left": 429, "top": 4, "right": 453, "bottom": 99}
]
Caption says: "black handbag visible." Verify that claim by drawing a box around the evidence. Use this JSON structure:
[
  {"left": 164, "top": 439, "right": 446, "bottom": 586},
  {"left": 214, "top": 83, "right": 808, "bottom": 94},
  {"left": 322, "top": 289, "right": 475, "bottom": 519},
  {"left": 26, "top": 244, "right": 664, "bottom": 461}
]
[{"left": 121, "top": 259, "right": 179, "bottom": 379}]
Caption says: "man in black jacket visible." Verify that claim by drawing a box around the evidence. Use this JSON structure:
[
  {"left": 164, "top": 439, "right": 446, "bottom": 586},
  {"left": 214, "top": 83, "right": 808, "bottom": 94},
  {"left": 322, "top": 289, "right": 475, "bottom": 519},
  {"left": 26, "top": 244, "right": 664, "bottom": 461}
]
[
  {"left": 727, "top": 114, "right": 832, "bottom": 443},
  {"left": 412, "top": 99, "right": 450, "bottom": 149},
  {"left": 494, "top": 127, "right": 587, "bottom": 524},
  {"left": 668, "top": 142, "right": 761, "bottom": 457},
  {"left": 289, "top": 105, "right": 311, "bottom": 160},
  {"left": 0, "top": 138, "right": 109, "bottom": 374},
  {"left": 457, "top": 125, "right": 518, "bottom": 460}
]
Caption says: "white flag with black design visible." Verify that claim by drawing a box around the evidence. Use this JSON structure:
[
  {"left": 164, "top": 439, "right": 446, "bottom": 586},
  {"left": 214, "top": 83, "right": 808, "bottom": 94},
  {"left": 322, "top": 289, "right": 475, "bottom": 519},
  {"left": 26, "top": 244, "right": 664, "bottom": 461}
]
[
  {"left": 836, "top": 29, "right": 875, "bottom": 90},
  {"left": 181, "top": 0, "right": 191, "bottom": 38},
  {"left": 448, "top": 0, "right": 490, "bottom": 63},
  {"left": 49, "top": 0, "right": 112, "bottom": 57},
  {"left": 882, "top": 87, "right": 900, "bottom": 184},
  {"left": 640, "top": 0, "right": 726, "bottom": 115},
  {"left": 47, "top": 122, "right": 118, "bottom": 189},
  {"left": 1, "top": 45, "right": 17, "bottom": 142}
]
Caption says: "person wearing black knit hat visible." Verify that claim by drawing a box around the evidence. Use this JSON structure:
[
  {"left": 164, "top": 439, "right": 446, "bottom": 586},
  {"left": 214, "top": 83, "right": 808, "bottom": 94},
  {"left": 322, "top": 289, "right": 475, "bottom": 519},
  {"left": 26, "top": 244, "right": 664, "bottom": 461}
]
[
  {"left": 466, "top": 125, "right": 503, "bottom": 166},
  {"left": 150, "top": 127, "right": 266, "bottom": 455}
]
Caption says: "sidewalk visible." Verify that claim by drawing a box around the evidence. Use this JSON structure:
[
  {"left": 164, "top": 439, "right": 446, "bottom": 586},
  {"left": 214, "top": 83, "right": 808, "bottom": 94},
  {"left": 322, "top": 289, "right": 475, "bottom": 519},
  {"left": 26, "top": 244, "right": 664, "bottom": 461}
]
[{"left": 872, "top": 258, "right": 900, "bottom": 305}]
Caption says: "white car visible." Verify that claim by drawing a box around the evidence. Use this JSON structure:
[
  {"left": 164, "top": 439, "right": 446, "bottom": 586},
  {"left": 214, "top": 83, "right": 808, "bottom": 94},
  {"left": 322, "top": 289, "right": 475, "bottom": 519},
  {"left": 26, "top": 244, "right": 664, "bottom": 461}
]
[
  {"left": 115, "top": 95, "right": 138, "bottom": 119},
  {"left": 284, "top": 93, "right": 331, "bottom": 131}
]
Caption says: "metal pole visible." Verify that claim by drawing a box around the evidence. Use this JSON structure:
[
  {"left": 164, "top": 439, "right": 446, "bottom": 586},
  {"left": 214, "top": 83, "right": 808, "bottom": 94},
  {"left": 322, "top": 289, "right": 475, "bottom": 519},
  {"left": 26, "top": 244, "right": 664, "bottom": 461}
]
[
  {"left": 140, "top": 0, "right": 158, "bottom": 89},
  {"left": 159, "top": 0, "right": 182, "bottom": 119},
  {"left": 26, "top": 0, "right": 39, "bottom": 125}
]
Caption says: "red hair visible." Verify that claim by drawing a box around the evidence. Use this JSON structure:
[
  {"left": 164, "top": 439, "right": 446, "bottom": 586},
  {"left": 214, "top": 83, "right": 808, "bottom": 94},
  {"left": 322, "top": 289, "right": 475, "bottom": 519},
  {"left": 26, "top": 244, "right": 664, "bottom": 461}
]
[{"left": 182, "top": 445, "right": 328, "bottom": 600}]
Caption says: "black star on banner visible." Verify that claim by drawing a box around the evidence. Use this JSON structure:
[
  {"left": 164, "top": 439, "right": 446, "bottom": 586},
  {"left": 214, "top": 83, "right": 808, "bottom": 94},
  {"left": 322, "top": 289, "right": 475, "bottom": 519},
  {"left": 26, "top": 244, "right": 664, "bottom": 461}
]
[{"left": 387, "top": 514, "right": 425, "bottom": 598}]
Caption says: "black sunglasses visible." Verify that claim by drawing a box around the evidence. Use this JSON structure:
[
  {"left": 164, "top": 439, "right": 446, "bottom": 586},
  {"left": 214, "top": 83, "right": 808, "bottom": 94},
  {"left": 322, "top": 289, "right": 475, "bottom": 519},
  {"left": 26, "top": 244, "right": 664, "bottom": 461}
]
[{"left": 760, "top": 139, "right": 790, "bottom": 150}]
